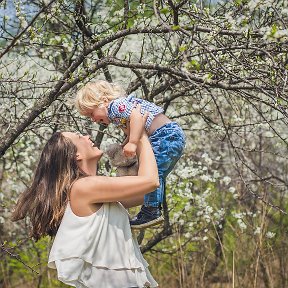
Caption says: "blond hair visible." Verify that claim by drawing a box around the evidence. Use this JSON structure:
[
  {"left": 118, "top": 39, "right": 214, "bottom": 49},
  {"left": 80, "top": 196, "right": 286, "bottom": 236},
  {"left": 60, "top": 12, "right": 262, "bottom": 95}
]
[{"left": 75, "top": 80, "right": 127, "bottom": 115}]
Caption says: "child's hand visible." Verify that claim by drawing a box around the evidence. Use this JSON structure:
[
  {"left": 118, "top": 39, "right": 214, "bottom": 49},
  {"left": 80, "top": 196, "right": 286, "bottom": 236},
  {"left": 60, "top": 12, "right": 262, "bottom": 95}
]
[{"left": 123, "top": 142, "right": 137, "bottom": 158}]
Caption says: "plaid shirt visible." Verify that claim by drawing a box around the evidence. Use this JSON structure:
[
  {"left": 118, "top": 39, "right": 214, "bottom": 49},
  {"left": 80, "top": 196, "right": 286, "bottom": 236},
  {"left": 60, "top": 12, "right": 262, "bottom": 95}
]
[{"left": 107, "top": 94, "right": 164, "bottom": 131}]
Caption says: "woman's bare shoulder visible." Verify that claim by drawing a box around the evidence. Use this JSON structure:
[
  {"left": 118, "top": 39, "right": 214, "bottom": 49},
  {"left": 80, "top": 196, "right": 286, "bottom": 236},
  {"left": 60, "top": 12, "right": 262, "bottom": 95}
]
[
  {"left": 70, "top": 176, "right": 104, "bottom": 215},
  {"left": 71, "top": 176, "right": 99, "bottom": 193},
  {"left": 70, "top": 175, "right": 114, "bottom": 197}
]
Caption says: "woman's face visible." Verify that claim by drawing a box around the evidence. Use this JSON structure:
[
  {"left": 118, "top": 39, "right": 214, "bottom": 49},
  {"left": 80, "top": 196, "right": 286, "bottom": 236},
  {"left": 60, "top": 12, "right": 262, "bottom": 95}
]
[{"left": 62, "top": 132, "right": 103, "bottom": 161}]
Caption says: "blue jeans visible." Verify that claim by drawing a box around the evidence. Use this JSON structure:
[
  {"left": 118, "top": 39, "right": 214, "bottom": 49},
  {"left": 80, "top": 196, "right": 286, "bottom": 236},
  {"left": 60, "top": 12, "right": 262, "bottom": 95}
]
[{"left": 145, "top": 122, "right": 186, "bottom": 207}]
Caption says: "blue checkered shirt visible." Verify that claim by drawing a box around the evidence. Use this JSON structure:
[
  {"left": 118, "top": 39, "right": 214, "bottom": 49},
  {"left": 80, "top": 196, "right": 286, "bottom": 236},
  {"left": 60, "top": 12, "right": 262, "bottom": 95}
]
[{"left": 107, "top": 94, "right": 164, "bottom": 131}]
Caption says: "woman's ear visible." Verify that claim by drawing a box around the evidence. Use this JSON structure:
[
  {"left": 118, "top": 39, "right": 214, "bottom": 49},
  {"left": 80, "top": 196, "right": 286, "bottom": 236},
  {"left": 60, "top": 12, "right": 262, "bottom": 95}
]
[{"left": 76, "top": 154, "right": 82, "bottom": 161}]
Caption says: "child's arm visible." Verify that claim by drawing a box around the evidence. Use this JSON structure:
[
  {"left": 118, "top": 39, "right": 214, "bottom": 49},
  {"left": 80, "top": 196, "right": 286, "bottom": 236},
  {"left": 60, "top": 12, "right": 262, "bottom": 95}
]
[
  {"left": 121, "top": 136, "right": 129, "bottom": 147},
  {"left": 120, "top": 126, "right": 129, "bottom": 147},
  {"left": 123, "top": 106, "right": 148, "bottom": 157}
]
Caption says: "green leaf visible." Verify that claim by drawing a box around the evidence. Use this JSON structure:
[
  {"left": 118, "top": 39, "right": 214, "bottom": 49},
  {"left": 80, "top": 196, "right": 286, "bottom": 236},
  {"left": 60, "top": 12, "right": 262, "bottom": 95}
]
[
  {"left": 190, "top": 59, "right": 201, "bottom": 71},
  {"left": 127, "top": 18, "right": 135, "bottom": 29},
  {"left": 179, "top": 45, "right": 187, "bottom": 52},
  {"left": 172, "top": 25, "right": 180, "bottom": 31},
  {"left": 271, "top": 23, "right": 278, "bottom": 36},
  {"left": 160, "top": 7, "right": 169, "bottom": 14}
]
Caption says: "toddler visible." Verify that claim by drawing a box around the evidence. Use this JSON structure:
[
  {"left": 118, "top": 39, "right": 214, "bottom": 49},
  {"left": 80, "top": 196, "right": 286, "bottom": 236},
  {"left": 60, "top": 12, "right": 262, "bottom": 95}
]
[{"left": 75, "top": 80, "right": 185, "bottom": 229}]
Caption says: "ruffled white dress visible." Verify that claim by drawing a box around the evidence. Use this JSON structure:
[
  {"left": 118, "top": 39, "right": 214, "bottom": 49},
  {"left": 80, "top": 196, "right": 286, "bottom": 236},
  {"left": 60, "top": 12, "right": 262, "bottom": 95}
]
[{"left": 48, "top": 202, "right": 158, "bottom": 288}]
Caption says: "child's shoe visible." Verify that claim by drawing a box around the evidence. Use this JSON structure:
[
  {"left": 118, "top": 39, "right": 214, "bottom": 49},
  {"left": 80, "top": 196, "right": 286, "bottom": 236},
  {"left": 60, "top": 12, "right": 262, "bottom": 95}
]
[{"left": 130, "top": 206, "right": 164, "bottom": 229}]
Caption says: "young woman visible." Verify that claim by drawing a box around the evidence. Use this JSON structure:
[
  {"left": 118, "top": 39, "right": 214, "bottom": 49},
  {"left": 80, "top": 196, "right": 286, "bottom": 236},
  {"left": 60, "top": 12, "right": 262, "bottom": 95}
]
[{"left": 12, "top": 107, "right": 159, "bottom": 288}]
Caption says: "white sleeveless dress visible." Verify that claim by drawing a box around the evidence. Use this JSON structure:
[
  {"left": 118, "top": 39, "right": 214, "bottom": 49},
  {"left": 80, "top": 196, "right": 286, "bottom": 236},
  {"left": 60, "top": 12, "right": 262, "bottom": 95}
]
[{"left": 48, "top": 202, "right": 158, "bottom": 288}]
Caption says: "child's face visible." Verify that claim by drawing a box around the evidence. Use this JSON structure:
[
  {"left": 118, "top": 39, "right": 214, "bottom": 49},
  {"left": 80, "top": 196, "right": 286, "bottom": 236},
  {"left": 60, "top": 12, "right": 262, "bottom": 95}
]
[{"left": 87, "top": 105, "right": 110, "bottom": 125}]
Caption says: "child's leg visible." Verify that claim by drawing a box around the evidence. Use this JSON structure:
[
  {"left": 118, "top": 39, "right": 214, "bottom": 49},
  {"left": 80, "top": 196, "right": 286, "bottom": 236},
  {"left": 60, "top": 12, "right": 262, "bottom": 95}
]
[
  {"left": 130, "top": 123, "right": 185, "bottom": 229},
  {"left": 143, "top": 176, "right": 164, "bottom": 207},
  {"left": 145, "top": 123, "right": 185, "bottom": 206}
]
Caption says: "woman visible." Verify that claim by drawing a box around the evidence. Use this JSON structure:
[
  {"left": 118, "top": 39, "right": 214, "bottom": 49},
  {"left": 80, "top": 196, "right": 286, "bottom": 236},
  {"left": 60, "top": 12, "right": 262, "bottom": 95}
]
[{"left": 12, "top": 108, "right": 159, "bottom": 287}]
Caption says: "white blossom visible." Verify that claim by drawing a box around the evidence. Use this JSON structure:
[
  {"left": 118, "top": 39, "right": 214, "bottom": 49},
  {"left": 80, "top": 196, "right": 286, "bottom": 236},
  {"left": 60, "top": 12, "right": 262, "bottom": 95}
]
[
  {"left": 223, "top": 176, "right": 232, "bottom": 185},
  {"left": 237, "top": 219, "right": 247, "bottom": 231},
  {"left": 200, "top": 174, "right": 212, "bottom": 182},
  {"left": 179, "top": 219, "right": 185, "bottom": 226},
  {"left": 254, "top": 227, "right": 261, "bottom": 235},
  {"left": 213, "top": 171, "right": 220, "bottom": 178},
  {"left": 184, "top": 232, "right": 191, "bottom": 239},
  {"left": 247, "top": 0, "right": 261, "bottom": 11},
  {"left": 196, "top": 210, "right": 203, "bottom": 216},
  {"left": 266, "top": 231, "right": 276, "bottom": 239},
  {"left": 184, "top": 203, "right": 191, "bottom": 211},
  {"left": 233, "top": 193, "right": 239, "bottom": 199},
  {"left": 228, "top": 187, "right": 236, "bottom": 194},
  {"left": 263, "top": 131, "right": 274, "bottom": 138}
]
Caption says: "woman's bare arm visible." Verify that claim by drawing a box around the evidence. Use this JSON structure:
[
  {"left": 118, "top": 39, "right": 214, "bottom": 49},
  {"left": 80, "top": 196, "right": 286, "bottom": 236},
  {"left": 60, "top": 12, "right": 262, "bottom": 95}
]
[{"left": 119, "top": 195, "right": 144, "bottom": 208}]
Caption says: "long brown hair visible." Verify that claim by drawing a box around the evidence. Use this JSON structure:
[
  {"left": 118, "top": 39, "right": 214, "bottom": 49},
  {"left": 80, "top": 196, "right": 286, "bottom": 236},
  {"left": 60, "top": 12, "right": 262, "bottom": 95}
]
[{"left": 12, "top": 132, "right": 87, "bottom": 240}]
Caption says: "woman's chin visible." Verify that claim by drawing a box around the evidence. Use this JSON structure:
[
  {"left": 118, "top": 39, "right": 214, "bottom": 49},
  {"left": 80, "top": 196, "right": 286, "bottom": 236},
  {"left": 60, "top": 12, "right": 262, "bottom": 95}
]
[{"left": 94, "top": 148, "right": 103, "bottom": 159}]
